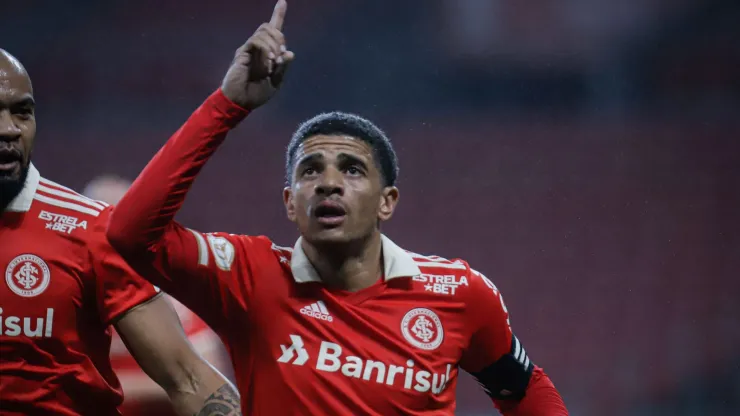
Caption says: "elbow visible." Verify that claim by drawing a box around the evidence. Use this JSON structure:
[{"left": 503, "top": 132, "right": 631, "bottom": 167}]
[
  {"left": 106, "top": 217, "right": 128, "bottom": 253},
  {"left": 105, "top": 209, "right": 141, "bottom": 255}
]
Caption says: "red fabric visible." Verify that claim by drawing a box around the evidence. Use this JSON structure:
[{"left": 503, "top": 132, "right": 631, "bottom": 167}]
[
  {"left": 496, "top": 367, "right": 569, "bottom": 415},
  {"left": 1, "top": 177, "right": 159, "bottom": 415}
]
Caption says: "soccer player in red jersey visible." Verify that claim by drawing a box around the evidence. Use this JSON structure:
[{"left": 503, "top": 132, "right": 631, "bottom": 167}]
[
  {"left": 107, "top": 1, "right": 569, "bottom": 414},
  {"left": 0, "top": 50, "right": 240, "bottom": 415}
]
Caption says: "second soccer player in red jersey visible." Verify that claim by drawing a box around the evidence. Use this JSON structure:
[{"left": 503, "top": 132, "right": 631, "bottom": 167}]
[
  {"left": 107, "top": 1, "right": 568, "bottom": 414},
  {"left": 0, "top": 50, "right": 240, "bottom": 415}
]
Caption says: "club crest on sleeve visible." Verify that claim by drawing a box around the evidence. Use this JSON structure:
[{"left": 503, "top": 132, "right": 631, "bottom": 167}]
[
  {"left": 400, "top": 308, "right": 444, "bottom": 351},
  {"left": 5, "top": 254, "right": 52, "bottom": 297},
  {"left": 206, "top": 234, "right": 235, "bottom": 271}
]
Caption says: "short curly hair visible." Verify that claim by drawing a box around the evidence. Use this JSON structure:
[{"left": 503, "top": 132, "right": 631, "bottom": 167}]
[{"left": 285, "top": 112, "right": 399, "bottom": 187}]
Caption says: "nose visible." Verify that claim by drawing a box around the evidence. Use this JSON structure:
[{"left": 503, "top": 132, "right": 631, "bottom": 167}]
[
  {"left": 0, "top": 110, "right": 22, "bottom": 142},
  {"left": 314, "top": 167, "right": 344, "bottom": 197}
]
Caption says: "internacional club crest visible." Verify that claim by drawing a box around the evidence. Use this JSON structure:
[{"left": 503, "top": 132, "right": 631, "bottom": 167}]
[
  {"left": 401, "top": 308, "right": 444, "bottom": 350},
  {"left": 5, "top": 254, "right": 51, "bottom": 297}
]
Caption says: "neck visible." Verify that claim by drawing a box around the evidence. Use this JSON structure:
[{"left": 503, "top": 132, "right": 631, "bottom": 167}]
[{"left": 302, "top": 231, "right": 384, "bottom": 292}]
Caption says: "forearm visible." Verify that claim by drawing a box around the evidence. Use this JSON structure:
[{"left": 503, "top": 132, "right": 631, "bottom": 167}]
[
  {"left": 168, "top": 366, "right": 240, "bottom": 416},
  {"left": 170, "top": 383, "right": 240, "bottom": 416},
  {"left": 496, "top": 367, "right": 568, "bottom": 416},
  {"left": 118, "top": 297, "right": 240, "bottom": 415},
  {"left": 119, "top": 370, "right": 169, "bottom": 401},
  {"left": 119, "top": 345, "right": 229, "bottom": 403},
  {"left": 107, "top": 89, "right": 248, "bottom": 253}
]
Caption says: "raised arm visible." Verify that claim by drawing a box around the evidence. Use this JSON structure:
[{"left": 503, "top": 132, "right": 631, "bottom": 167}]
[{"left": 106, "top": 0, "right": 294, "bottom": 329}]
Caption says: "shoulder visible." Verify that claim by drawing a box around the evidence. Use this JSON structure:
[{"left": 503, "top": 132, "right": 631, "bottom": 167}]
[
  {"left": 406, "top": 249, "right": 469, "bottom": 274},
  {"left": 405, "top": 250, "right": 512, "bottom": 334},
  {"left": 31, "top": 176, "right": 111, "bottom": 238},
  {"left": 187, "top": 230, "right": 285, "bottom": 269},
  {"left": 405, "top": 249, "right": 502, "bottom": 299}
]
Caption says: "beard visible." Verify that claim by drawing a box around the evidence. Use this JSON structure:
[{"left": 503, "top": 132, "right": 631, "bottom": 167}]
[{"left": 0, "top": 163, "right": 30, "bottom": 212}]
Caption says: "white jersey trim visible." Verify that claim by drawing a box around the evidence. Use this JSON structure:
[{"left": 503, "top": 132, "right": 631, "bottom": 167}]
[
  {"left": 291, "top": 234, "right": 422, "bottom": 283},
  {"left": 414, "top": 260, "right": 467, "bottom": 270},
  {"left": 4, "top": 164, "right": 111, "bottom": 217},
  {"left": 33, "top": 193, "right": 102, "bottom": 217},
  {"left": 188, "top": 229, "right": 210, "bottom": 267},
  {"left": 38, "top": 181, "right": 108, "bottom": 211},
  {"left": 409, "top": 252, "right": 468, "bottom": 270},
  {"left": 5, "top": 163, "right": 40, "bottom": 213}
]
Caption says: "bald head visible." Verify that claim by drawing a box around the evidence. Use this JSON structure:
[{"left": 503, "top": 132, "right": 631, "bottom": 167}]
[
  {"left": 0, "top": 49, "right": 37, "bottom": 211},
  {"left": 0, "top": 49, "right": 26, "bottom": 70},
  {"left": 0, "top": 49, "right": 31, "bottom": 93}
]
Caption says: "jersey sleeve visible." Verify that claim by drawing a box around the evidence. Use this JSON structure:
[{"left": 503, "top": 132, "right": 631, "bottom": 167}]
[
  {"left": 460, "top": 267, "right": 568, "bottom": 415},
  {"left": 105, "top": 89, "right": 254, "bottom": 335},
  {"left": 460, "top": 268, "right": 533, "bottom": 400},
  {"left": 133, "top": 223, "right": 260, "bottom": 335},
  {"left": 88, "top": 208, "right": 161, "bottom": 324}
]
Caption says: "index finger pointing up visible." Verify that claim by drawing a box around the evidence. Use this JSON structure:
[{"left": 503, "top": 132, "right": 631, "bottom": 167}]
[{"left": 269, "top": 0, "right": 287, "bottom": 30}]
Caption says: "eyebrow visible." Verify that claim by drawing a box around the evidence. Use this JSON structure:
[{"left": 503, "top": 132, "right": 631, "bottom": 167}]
[
  {"left": 1, "top": 95, "right": 35, "bottom": 109},
  {"left": 16, "top": 96, "right": 35, "bottom": 107},
  {"left": 336, "top": 153, "right": 369, "bottom": 170},
  {"left": 296, "top": 153, "right": 324, "bottom": 168},
  {"left": 296, "top": 152, "right": 370, "bottom": 169}
]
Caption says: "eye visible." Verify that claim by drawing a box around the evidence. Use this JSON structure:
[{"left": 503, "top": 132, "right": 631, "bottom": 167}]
[
  {"left": 302, "top": 167, "right": 317, "bottom": 177},
  {"left": 345, "top": 166, "right": 363, "bottom": 176},
  {"left": 13, "top": 107, "right": 34, "bottom": 120}
]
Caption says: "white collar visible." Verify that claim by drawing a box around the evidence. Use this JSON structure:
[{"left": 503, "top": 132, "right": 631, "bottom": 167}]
[
  {"left": 290, "top": 234, "right": 421, "bottom": 283},
  {"left": 6, "top": 163, "right": 40, "bottom": 213}
]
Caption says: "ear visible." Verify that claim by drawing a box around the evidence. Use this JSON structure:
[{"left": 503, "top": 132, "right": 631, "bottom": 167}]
[
  {"left": 283, "top": 187, "right": 297, "bottom": 222},
  {"left": 378, "top": 186, "right": 399, "bottom": 222}
]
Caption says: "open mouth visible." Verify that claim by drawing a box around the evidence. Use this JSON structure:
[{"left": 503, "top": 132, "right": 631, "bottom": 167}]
[
  {"left": 0, "top": 148, "right": 22, "bottom": 174},
  {"left": 314, "top": 201, "right": 347, "bottom": 226}
]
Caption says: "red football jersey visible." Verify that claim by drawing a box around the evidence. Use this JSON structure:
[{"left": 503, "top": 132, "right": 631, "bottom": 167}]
[
  {"left": 0, "top": 165, "right": 160, "bottom": 416},
  {"left": 127, "top": 227, "right": 531, "bottom": 415}
]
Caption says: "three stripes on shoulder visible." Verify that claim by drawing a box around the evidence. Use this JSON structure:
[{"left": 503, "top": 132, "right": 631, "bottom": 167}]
[{"left": 35, "top": 178, "right": 109, "bottom": 217}]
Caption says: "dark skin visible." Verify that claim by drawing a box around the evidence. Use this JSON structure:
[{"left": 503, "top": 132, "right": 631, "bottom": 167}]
[
  {"left": 0, "top": 49, "right": 36, "bottom": 210},
  {"left": 0, "top": 49, "right": 240, "bottom": 415},
  {"left": 220, "top": 0, "right": 294, "bottom": 110},
  {"left": 282, "top": 135, "right": 400, "bottom": 292}
]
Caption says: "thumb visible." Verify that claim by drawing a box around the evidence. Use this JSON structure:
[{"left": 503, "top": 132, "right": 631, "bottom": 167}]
[{"left": 270, "top": 50, "right": 294, "bottom": 87}]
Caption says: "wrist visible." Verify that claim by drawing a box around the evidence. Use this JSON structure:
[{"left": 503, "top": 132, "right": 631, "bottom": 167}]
[{"left": 210, "top": 89, "right": 251, "bottom": 125}]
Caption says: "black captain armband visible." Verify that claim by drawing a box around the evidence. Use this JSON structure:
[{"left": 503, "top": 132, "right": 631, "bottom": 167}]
[{"left": 470, "top": 335, "right": 534, "bottom": 401}]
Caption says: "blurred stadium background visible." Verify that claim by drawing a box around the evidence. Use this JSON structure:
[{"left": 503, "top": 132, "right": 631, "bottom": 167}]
[{"left": 4, "top": 0, "right": 740, "bottom": 414}]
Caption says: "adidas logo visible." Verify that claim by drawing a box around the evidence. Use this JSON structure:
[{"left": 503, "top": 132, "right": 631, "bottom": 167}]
[{"left": 300, "top": 301, "right": 333, "bottom": 322}]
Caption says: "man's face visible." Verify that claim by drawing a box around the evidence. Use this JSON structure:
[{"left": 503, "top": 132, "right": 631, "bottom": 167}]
[
  {"left": 283, "top": 135, "right": 399, "bottom": 245},
  {"left": 0, "top": 60, "right": 35, "bottom": 192}
]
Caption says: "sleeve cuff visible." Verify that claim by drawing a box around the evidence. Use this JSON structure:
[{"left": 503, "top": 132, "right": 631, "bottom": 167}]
[
  {"left": 206, "top": 89, "right": 251, "bottom": 127},
  {"left": 106, "top": 291, "right": 164, "bottom": 325}
]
